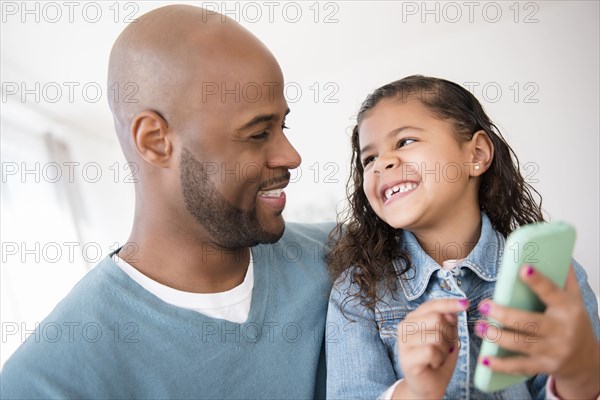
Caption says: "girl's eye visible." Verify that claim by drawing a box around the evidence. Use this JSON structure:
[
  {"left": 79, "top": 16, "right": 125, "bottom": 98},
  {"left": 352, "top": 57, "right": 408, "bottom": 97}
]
[
  {"left": 361, "top": 139, "right": 416, "bottom": 167},
  {"left": 362, "top": 155, "right": 376, "bottom": 167},
  {"left": 398, "top": 138, "right": 416, "bottom": 148},
  {"left": 282, "top": 123, "right": 289, "bottom": 130}
]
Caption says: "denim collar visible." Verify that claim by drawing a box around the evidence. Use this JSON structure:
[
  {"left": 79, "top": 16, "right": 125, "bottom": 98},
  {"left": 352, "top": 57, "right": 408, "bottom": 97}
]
[{"left": 393, "top": 213, "right": 504, "bottom": 301}]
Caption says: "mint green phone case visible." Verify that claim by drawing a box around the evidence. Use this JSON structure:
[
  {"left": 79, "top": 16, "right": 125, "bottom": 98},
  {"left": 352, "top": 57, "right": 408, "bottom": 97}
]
[{"left": 473, "top": 221, "right": 576, "bottom": 393}]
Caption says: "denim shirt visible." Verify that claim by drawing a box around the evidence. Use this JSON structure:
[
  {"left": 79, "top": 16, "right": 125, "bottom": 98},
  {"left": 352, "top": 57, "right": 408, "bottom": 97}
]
[{"left": 326, "top": 214, "right": 600, "bottom": 399}]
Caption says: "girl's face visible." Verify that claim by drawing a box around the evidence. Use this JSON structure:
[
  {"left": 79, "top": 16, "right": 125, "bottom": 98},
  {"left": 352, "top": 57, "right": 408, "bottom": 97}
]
[{"left": 359, "top": 98, "right": 480, "bottom": 234}]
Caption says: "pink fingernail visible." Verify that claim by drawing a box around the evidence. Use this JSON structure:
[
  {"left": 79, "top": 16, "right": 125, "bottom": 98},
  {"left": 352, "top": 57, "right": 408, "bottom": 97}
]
[
  {"left": 475, "top": 321, "right": 488, "bottom": 336},
  {"left": 458, "top": 298, "right": 469, "bottom": 309},
  {"left": 478, "top": 302, "right": 491, "bottom": 316},
  {"left": 526, "top": 265, "right": 535, "bottom": 276},
  {"left": 449, "top": 345, "right": 455, "bottom": 354},
  {"left": 482, "top": 357, "right": 491, "bottom": 366}
]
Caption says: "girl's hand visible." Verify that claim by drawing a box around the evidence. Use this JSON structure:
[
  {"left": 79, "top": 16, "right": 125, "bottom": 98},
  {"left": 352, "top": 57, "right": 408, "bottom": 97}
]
[
  {"left": 475, "top": 265, "right": 600, "bottom": 399},
  {"left": 393, "top": 298, "right": 469, "bottom": 400}
]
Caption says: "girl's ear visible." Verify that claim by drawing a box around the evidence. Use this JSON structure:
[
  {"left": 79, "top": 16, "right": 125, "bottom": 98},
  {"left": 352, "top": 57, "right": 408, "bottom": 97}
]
[
  {"left": 131, "top": 111, "right": 174, "bottom": 168},
  {"left": 468, "top": 130, "right": 494, "bottom": 177}
]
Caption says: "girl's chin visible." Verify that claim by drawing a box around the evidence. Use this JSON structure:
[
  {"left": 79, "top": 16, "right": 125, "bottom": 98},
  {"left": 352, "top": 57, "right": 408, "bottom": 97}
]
[
  {"left": 382, "top": 218, "right": 412, "bottom": 231},
  {"left": 381, "top": 214, "right": 422, "bottom": 232}
]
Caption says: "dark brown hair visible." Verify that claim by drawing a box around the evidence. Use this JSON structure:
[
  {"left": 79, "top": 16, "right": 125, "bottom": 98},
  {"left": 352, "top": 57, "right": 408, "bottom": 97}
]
[{"left": 327, "top": 75, "right": 544, "bottom": 309}]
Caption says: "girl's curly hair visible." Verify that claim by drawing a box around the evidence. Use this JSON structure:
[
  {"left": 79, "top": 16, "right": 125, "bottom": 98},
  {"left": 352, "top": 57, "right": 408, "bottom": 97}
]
[{"left": 327, "top": 75, "right": 544, "bottom": 310}]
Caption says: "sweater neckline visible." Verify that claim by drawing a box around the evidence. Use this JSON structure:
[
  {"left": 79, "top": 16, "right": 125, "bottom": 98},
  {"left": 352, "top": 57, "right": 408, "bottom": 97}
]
[{"left": 101, "top": 247, "right": 270, "bottom": 327}]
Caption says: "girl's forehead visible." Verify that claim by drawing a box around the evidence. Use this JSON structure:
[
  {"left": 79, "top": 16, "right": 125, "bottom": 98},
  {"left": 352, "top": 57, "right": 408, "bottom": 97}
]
[
  {"left": 359, "top": 98, "right": 431, "bottom": 134},
  {"left": 366, "top": 98, "right": 431, "bottom": 122}
]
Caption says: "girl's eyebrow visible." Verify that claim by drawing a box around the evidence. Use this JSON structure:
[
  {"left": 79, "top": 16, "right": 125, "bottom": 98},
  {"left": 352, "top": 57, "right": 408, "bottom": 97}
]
[{"left": 360, "top": 126, "right": 423, "bottom": 154}]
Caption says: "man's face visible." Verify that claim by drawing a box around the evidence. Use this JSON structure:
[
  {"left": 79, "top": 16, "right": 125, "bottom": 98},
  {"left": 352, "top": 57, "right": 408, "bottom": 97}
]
[{"left": 177, "top": 61, "right": 301, "bottom": 248}]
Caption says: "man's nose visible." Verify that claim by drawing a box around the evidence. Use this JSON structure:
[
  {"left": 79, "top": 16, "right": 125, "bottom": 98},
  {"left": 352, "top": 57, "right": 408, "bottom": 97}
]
[{"left": 266, "top": 131, "right": 301, "bottom": 170}]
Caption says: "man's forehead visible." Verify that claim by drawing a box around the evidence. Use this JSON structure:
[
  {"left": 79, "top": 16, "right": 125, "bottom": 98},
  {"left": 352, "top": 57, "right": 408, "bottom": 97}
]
[
  {"left": 178, "top": 82, "right": 288, "bottom": 132},
  {"left": 108, "top": 4, "right": 283, "bottom": 135},
  {"left": 196, "top": 79, "right": 286, "bottom": 106}
]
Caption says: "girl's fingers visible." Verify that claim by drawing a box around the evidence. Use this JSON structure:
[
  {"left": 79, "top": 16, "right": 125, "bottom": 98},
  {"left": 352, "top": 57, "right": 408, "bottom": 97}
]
[
  {"left": 406, "top": 345, "right": 447, "bottom": 369},
  {"left": 478, "top": 354, "right": 550, "bottom": 376},
  {"left": 474, "top": 320, "right": 542, "bottom": 355},
  {"left": 403, "top": 341, "right": 455, "bottom": 370},
  {"left": 563, "top": 266, "right": 583, "bottom": 297},
  {"left": 398, "top": 317, "right": 457, "bottom": 349},
  {"left": 399, "top": 298, "right": 464, "bottom": 373},
  {"left": 519, "top": 264, "right": 563, "bottom": 307},
  {"left": 477, "top": 300, "right": 547, "bottom": 335}
]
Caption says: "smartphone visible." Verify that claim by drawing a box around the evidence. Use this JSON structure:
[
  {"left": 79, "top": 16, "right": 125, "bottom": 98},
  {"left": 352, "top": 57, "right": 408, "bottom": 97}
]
[{"left": 473, "top": 221, "right": 576, "bottom": 393}]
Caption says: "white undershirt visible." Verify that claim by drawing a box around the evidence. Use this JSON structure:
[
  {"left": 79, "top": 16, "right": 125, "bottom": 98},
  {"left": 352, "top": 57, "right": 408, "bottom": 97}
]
[{"left": 113, "top": 253, "right": 253, "bottom": 323}]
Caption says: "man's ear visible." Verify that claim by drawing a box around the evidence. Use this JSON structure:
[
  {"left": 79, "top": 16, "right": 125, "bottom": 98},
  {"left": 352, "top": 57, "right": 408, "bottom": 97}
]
[
  {"left": 468, "top": 130, "right": 494, "bottom": 177},
  {"left": 131, "top": 111, "right": 173, "bottom": 167}
]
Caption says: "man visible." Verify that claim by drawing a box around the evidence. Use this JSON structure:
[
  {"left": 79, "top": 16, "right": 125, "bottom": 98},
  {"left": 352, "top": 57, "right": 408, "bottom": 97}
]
[{"left": 1, "top": 5, "right": 332, "bottom": 399}]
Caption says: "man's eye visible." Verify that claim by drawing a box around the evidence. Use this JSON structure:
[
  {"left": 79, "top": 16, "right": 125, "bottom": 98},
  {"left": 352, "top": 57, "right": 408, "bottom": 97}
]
[
  {"left": 398, "top": 138, "right": 416, "bottom": 148},
  {"left": 251, "top": 131, "right": 269, "bottom": 140}
]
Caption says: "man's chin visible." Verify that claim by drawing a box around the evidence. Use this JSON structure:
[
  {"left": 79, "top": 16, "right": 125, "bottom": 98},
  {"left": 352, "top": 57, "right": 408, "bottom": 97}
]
[{"left": 258, "top": 216, "right": 286, "bottom": 244}]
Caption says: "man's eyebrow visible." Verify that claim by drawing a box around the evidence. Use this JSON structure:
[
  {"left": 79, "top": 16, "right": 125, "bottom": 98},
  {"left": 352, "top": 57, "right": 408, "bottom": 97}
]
[
  {"left": 237, "top": 108, "right": 291, "bottom": 131},
  {"left": 359, "top": 126, "right": 421, "bottom": 154}
]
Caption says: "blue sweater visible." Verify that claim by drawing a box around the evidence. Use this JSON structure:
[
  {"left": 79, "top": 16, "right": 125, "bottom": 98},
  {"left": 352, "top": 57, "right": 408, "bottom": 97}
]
[{"left": 1, "top": 223, "right": 333, "bottom": 399}]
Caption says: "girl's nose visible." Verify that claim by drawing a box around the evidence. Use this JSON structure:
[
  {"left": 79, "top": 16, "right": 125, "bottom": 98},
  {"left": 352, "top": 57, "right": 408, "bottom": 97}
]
[{"left": 373, "top": 153, "right": 399, "bottom": 174}]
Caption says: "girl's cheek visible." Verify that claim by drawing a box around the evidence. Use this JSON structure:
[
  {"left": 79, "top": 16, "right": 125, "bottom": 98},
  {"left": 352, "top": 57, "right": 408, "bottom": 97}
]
[{"left": 363, "top": 176, "right": 376, "bottom": 202}]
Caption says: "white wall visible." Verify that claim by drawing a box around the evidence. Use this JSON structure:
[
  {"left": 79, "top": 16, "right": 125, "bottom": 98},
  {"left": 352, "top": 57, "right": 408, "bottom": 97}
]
[{"left": 1, "top": 1, "right": 598, "bottom": 366}]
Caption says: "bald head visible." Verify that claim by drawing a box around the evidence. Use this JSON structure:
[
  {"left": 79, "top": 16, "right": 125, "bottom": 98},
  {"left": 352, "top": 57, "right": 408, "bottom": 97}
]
[
  {"left": 106, "top": 5, "right": 299, "bottom": 249},
  {"left": 107, "top": 5, "right": 281, "bottom": 159}
]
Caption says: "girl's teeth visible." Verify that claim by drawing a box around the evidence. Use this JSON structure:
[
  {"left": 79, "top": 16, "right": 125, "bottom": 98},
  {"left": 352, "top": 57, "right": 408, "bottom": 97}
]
[
  {"left": 259, "top": 189, "right": 283, "bottom": 198},
  {"left": 384, "top": 183, "right": 417, "bottom": 200}
]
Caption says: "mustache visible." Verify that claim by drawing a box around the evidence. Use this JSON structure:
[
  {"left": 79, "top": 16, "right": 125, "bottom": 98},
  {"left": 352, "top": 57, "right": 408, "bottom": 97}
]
[{"left": 258, "top": 171, "right": 291, "bottom": 191}]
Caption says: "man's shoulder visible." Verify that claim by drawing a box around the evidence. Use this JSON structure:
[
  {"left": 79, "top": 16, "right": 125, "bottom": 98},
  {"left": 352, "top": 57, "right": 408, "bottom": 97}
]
[
  {"left": 259, "top": 222, "right": 334, "bottom": 285},
  {"left": 52, "top": 255, "right": 125, "bottom": 313},
  {"left": 4, "top": 255, "right": 130, "bottom": 346},
  {"left": 0, "top": 256, "right": 132, "bottom": 398}
]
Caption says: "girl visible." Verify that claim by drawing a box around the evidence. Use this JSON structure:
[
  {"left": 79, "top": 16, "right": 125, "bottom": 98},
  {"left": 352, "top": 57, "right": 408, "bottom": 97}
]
[{"left": 326, "top": 75, "right": 600, "bottom": 399}]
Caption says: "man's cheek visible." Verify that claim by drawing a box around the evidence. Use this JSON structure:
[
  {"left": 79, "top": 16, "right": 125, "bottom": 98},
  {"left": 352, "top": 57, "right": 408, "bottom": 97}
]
[{"left": 239, "top": 162, "right": 262, "bottom": 184}]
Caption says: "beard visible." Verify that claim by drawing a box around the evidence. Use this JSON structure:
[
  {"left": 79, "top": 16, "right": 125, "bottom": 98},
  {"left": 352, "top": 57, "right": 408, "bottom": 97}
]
[{"left": 180, "top": 148, "right": 284, "bottom": 248}]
